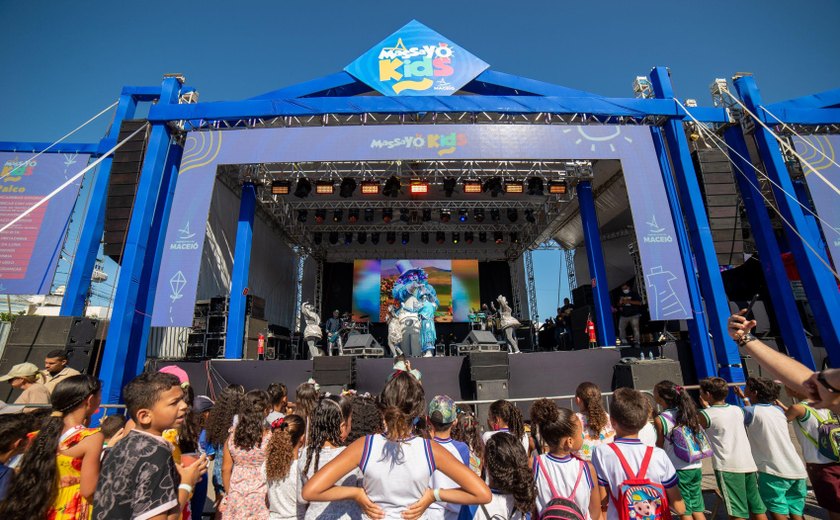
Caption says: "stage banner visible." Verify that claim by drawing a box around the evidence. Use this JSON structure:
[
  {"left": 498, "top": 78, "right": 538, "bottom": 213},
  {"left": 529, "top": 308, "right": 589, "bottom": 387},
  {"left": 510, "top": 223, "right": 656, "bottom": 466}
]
[
  {"left": 344, "top": 20, "right": 489, "bottom": 97},
  {"left": 152, "top": 125, "right": 692, "bottom": 325},
  {"left": 793, "top": 135, "right": 840, "bottom": 264},
  {"left": 0, "top": 152, "right": 88, "bottom": 294}
]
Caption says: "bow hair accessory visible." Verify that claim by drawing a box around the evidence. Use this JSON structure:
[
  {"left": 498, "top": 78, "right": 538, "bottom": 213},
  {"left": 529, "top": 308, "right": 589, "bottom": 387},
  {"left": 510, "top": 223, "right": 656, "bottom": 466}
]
[
  {"left": 271, "top": 417, "right": 286, "bottom": 430},
  {"left": 307, "top": 378, "right": 320, "bottom": 392}
]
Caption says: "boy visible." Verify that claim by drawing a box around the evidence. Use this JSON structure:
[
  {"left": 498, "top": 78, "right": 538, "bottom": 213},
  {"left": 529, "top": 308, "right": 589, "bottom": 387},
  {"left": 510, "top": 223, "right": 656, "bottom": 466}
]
[
  {"left": 592, "top": 387, "right": 685, "bottom": 520},
  {"left": 0, "top": 413, "right": 29, "bottom": 501},
  {"left": 427, "top": 395, "right": 471, "bottom": 520},
  {"left": 699, "top": 377, "right": 767, "bottom": 520},
  {"left": 99, "top": 414, "right": 127, "bottom": 460},
  {"left": 94, "top": 372, "right": 208, "bottom": 520}
]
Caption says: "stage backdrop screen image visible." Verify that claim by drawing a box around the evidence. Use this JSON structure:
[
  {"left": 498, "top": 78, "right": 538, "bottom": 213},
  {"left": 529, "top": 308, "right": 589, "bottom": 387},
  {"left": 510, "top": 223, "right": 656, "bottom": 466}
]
[{"left": 352, "top": 259, "right": 480, "bottom": 323}]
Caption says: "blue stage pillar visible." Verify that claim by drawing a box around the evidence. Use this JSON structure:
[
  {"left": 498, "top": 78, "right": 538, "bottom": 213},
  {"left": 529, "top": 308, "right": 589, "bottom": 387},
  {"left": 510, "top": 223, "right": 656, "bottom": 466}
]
[
  {"left": 226, "top": 182, "right": 257, "bottom": 359},
  {"left": 98, "top": 77, "right": 182, "bottom": 404},
  {"left": 722, "top": 127, "right": 815, "bottom": 369},
  {"left": 649, "top": 67, "right": 744, "bottom": 384},
  {"left": 576, "top": 181, "right": 616, "bottom": 347},
  {"left": 733, "top": 76, "right": 840, "bottom": 367},
  {"left": 650, "top": 127, "right": 717, "bottom": 378},
  {"left": 61, "top": 93, "right": 138, "bottom": 316},
  {"left": 792, "top": 179, "right": 829, "bottom": 265}
]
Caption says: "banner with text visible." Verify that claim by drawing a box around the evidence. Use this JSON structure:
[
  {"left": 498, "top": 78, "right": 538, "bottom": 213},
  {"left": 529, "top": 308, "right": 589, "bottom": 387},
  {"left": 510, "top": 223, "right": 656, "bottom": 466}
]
[
  {"left": 0, "top": 152, "right": 88, "bottom": 294},
  {"left": 793, "top": 135, "right": 840, "bottom": 265}
]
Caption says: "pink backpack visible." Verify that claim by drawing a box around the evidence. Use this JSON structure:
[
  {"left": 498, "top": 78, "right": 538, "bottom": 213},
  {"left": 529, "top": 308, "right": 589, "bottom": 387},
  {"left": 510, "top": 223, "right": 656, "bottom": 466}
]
[{"left": 535, "top": 455, "right": 587, "bottom": 520}]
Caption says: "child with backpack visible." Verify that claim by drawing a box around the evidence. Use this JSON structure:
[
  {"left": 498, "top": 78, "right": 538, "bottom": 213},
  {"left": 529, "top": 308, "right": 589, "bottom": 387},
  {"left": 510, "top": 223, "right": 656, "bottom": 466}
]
[
  {"left": 592, "top": 387, "right": 685, "bottom": 520},
  {"left": 471, "top": 432, "right": 534, "bottom": 520},
  {"left": 777, "top": 385, "right": 840, "bottom": 520},
  {"left": 427, "top": 395, "right": 472, "bottom": 520},
  {"left": 531, "top": 398, "right": 602, "bottom": 520},
  {"left": 653, "top": 380, "right": 712, "bottom": 520}
]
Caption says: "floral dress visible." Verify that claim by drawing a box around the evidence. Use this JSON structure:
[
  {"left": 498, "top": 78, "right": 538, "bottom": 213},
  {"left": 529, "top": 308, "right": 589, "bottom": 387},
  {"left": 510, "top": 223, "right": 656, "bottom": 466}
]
[
  {"left": 574, "top": 412, "right": 615, "bottom": 461},
  {"left": 48, "top": 426, "right": 99, "bottom": 520},
  {"left": 222, "top": 429, "right": 270, "bottom": 520}
]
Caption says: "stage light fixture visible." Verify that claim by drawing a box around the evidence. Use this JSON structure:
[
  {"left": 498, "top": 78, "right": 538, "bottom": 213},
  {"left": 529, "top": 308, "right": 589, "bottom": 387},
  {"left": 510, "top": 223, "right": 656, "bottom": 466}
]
[
  {"left": 479, "top": 231, "right": 487, "bottom": 243},
  {"left": 315, "top": 209, "right": 326, "bottom": 224},
  {"left": 463, "top": 180, "right": 482, "bottom": 194},
  {"left": 357, "top": 232, "right": 367, "bottom": 244},
  {"left": 315, "top": 181, "right": 335, "bottom": 195},
  {"left": 383, "top": 208, "right": 393, "bottom": 223},
  {"left": 344, "top": 232, "right": 353, "bottom": 245},
  {"left": 436, "top": 231, "right": 446, "bottom": 244},
  {"left": 452, "top": 232, "right": 460, "bottom": 245},
  {"left": 294, "top": 178, "right": 312, "bottom": 198},
  {"left": 348, "top": 209, "right": 359, "bottom": 224},
  {"left": 527, "top": 177, "right": 544, "bottom": 196},
  {"left": 443, "top": 177, "right": 457, "bottom": 197},
  {"left": 271, "top": 180, "right": 291, "bottom": 195},
  {"left": 401, "top": 232, "right": 410, "bottom": 245},
  {"left": 297, "top": 209, "right": 308, "bottom": 223},
  {"left": 511, "top": 232, "right": 520, "bottom": 244},
  {"left": 400, "top": 208, "right": 410, "bottom": 223},
  {"left": 409, "top": 181, "right": 429, "bottom": 195},
  {"left": 422, "top": 209, "right": 432, "bottom": 222},
  {"left": 360, "top": 181, "right": 381, "bottom": 195},
  {"left": 504, "top": 181, "right": 524, "bottom": 194},
  {"left": 490, "top": 209, "right": 501, "bottom": 222},
  {"left": 525, "top": 209, "right": 536, "bottom": 223},
  {"left": 440, "top": 209, "right": 451, "bottom": 223},
  {"left": 507, "top": 209, "right": 519, "bottom": 222},
  {"left": 333, "top": 209, "right": 343, "bottom": 223},
  {"left": 483, "top": 177, "right": 503, "bottom": 197},
  {"left": 458, "top": 209, "right": 468, "bottom": 222},
  {"left": 313, "top": 232, "right": 322, "bottom": 245},
  {"left": 364, "top": 208, "right": 375, "bottom": 222},
  {"left": 339, "top": 177, "right": 357, "bottom": 198},
  {"left": 386, "top": 232, "right": 396, "bottom": 245},
  {"left": 548, "top": 181, "right": 568, "bottom": 195},
  {"left": 383, "top": 175, "right": 401, "bottom": 198},
  {"left": 494, "top": 232, "right": 504, "bottom": 244},
  {"left": 329, "top": 232, "right": 339, "bottom": 245},
  {"left": 474, "top": 209, "right": 485, "bottom": 223},
  {"left": 371, "top": 232, "right": 380, "bottom": 245},
  {"left": 465, "top": 231, "right": 474, "bottom": 244},
  {"left": 421, "top": 231, "right": 429, "bottom": 244}
]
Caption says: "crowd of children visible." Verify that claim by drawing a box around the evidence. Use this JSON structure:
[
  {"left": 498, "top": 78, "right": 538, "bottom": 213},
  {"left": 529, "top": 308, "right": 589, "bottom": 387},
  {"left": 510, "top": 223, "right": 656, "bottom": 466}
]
[{"left": 0, "top": 365, "right": 838, "bottom": 520}]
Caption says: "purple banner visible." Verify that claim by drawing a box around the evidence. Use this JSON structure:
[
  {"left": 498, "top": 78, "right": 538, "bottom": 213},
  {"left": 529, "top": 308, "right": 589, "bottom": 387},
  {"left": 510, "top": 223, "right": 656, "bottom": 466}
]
[
  {"left": 793, "top": 135, "right": 840, "bottom": 264},
  {"left": 0, "top": 152, "right": 88, "bottom": 294},
  {"left": 152, "top": 125, "right": 692, "bottom": 325}
]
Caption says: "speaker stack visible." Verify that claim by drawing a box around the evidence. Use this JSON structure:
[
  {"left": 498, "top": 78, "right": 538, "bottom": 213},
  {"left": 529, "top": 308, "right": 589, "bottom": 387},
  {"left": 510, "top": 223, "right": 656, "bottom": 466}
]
[
  {"left": 612, "top": 358, "right": 683, "bottom": 391},
  {"left": 313, "top": 356, "right": 356, "bottom": 394},
  {"left": 467, "top": 352, "right": 510, "bottom": 428}
]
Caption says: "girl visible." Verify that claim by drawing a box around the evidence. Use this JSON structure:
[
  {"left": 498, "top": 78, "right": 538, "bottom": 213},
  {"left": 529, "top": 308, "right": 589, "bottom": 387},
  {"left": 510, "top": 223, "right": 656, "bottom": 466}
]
[
  {"left": 267, "top": 414, "right": 307, "bottom": 520},
  {"left": 451, "top": 411, "right": 484, "bottom": 476},
  {"left": 482, "top": 400, "right": 529, "bottom": 455},
  {"left": 574, "top": 382, "right": 615, "bottom": 461},
  {"left": 0, "top": 374, "right": 103, "bottom": 520},
  {"left": 529, "top": 398, "right": 559, "bottom": 456},
  {"left": 299, "top": 394, "right": 361, "bottom": 520},
  {"left": 221, "top": 389, "right": 271, "bottom": 520},
  {"left": 206, "top": 385, "right": 245, "bottom": 507},
  {"left": 531, "top": 399, "right": 601, "bottom": 520},
  {"left": 653, "top": 380, "right": 707, "bottom": 520},
  {"left": 473, "top": 432, "right": 535, "bottom": 520},
  {"left": 296, "top": 380, "right": 321, "bottom": 431},
  {"left": 346, "top": 394, "right": 383, "bottom": 444},
  {"left": 302, "top": 370, "right": 491, "bottom": 520}
]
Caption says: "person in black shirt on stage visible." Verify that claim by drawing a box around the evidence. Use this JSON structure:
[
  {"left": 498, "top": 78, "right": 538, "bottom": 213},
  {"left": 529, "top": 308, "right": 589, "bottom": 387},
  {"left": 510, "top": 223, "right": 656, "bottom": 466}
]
[{"left": 616, "top": 284, "right": 643, "bottom": 348}]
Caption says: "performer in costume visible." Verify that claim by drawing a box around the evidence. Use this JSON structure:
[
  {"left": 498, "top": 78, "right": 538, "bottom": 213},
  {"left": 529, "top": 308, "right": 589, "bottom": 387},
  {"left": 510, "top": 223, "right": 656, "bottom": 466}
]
[
  {"left": 385, "top": 303, "right": 404, "bottom": 357},
  {"left": 497, "top": 294, "right": 522, "bottom": 354},
  {"left": 301, "top": 302, "right": 323, "bottom": 358},
  {"left": 324, "top": 310, "right": 342, "bottom": 356},
  {"left": 418, "top": 289, "right": 439, "bottom": 357},
  {"left": 391, "top": 260, "right": 439, "bottom": 357}
]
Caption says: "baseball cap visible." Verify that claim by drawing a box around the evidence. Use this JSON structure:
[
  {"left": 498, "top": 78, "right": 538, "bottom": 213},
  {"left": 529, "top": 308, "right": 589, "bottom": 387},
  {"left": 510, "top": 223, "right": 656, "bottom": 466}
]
[
  {"left": 193, "top": 395, "right": 215, "bottom": 414},
  {"left": 158, "top": 365, "right": 189, "bottom": 386},
  {"left": 0, "top": 362, "right": 41, "bottom": 382},
  {"left": 428, "top": 395, "right": 457, "bottom": 425}
]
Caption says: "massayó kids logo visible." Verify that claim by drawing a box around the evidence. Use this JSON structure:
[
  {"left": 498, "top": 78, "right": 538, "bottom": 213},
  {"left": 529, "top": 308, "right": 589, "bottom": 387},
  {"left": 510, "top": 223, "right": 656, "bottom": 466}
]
[
  {"left": 371, "top": 132, "right": 467, "bottom": 157},
  {"left": 345, "top": 20, "right": 489, "bottom": 97},
  {"left": 1, "top": 157, "right": 36, "bottom": 182}
]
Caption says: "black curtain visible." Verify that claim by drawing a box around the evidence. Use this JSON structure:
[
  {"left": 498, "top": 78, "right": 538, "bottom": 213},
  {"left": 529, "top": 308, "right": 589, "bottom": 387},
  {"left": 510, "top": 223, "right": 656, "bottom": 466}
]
[
  {"left": 322, "top": 263, "right": 354, "bottom": 315},
  {"left": 478, "top": 261, "right": 513, "bottom": 308}
]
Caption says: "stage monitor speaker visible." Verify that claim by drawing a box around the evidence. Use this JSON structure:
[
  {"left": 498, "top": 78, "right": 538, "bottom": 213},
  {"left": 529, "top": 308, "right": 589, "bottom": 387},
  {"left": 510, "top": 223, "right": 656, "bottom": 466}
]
[
  {"left": 344, "top": 334, "right": 379, "bottom": 350},
  {"left": 468, "top": 352, "right": 509, "bottom": 381},
  {"left": 313, "top": 356, "right": 356, "bottom": 386},
  {"left": 475, "top": 379, "right": 509, "bottom": 431},
  {"left": 466, "top": 330, "right": 498, "bottom": 345},
  {"left": 612, "top": 359, "right": 683, "bottom": 391}
]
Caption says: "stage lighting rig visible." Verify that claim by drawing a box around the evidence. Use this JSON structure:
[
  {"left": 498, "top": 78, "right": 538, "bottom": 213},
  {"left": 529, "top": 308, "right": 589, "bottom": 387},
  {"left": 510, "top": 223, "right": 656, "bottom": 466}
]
[
  {"left": 458, "top": 209, "right": 468, "bottom": 222},
  {"left": 548, "top": 181, "right": 568, "bottom": 195},
  {"left": 315, "top": 209, "right": 326, "bottom": 224},
  {"left": 383, "top": 175, "right": 401, "bottom": 198},
  {"left": 297, "top": 209, "right": 308, "bottom": 223},
  {"left": 525, "top": 209, "right": 536, "bottom": 223},
  {"left": 494, "top": 232, "right": 504, "bottom": 244},
  {"left": 401, "top": 232, "right": 410, "bottom": 245},
  {"left": 421, "top": 231, "right": 429, "bottom": 244},
  {"left": 463, "top": 179, "right": 482, "bottom": 194},
  {"left": 479, "top": 232, "right": 487, "bottom": 243},
  {"left": 313, "top": 232, "right": 322, "bottom": 245},
  {"left": 329, "top": 232, "right": 339, "bottom": 245},
  {"left": 409, "top": 180, "right": 429, "bottom": 195},
  {"left": 440, "top": 209, "right": 451, "bottom": 223},
  {"left": 333, "top": 209, "right": 343, "bottom": 223},
  {"left": 400, "top": 209, "right": 410, "bottom": 223},
  {"left": 490, "top": 209, "right": 501, "bottom": 222},
  {"left": 483, "top": 177, "right": 503, "bottom": 197},
  {"left": 504, "top": 181, "right": 524, "bottom": 194},
  {"left": 294, "top": 178, "right": 312, "bottom": 198},
  {"left": 386, "top": 232, "right": 396, "bottom": 245},
  {"left": 443, "top": 177, "right": 457, "bottom": 197},
  {"left": 383, "top": 208, "right": 393, "bottom": 223},
  {"left": 357, "top": 232, "right": 367, "bottom": 244},
  {"left": 315, "top": 181, "right": 335, "bottom": 195},
  {"left": 339, "top": 177, "right": 357, "bottom": 198},
  {"left": 436, "top": 231, "right": 446, "bottom": 244},
  {"left": 360, "top": 180, "right": 381, "bottom": 195},
  {"left": 507, "top": 209, "right": 518, "bottom": 222},
  {"left": 452, "top": 232, "right": 460, "bottom": 244},
  {"left": 474, "top": 209, "right": 485, "bottom": 223},
  {"left": 527, "top": 177, "right": 544, "bottom": 196},
  {"left": 422, "top": 209, "right": 432, "bottom": 222},
  {"left": 371, "top": 232, "right": 380, "bottom": 245},
  {"left": 465, "top": 231, "right": 474, "bottom": 244},
  {"left": 511, "top": 233, "right": 520, "bottom": 244},
  {"left": 271, "top": 180, "right": 291, "bottom": 195},
  {"left": 364, "top": 208, "right": 375, "bottom": 222},
  {"left": 344, "top": 232, "right": 353, "bottom": 245},
  {"left": 348, "top": 208, "right": 359, "bottom": 223}
]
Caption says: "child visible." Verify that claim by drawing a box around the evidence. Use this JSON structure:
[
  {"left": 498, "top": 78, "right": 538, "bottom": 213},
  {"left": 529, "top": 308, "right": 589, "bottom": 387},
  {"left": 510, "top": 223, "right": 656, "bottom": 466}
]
[
  {"left": 267, "top": 382, "right": 289, "bottom": 425},
  {"left": 735, "top": 378, "right": 807, "bottom": 520},
  {"left": 346, "top": 393, "right": 383, "bottom": 444},
  {"left": 296, "top": 380, "right": 321, "bottom": 431},
  {"left": 221, "top": 389, "right": 271, "bottom": 519},
  {"left": 531, "top": 399, "right": 601, "bottom": 520},
  {"left": 0, "top": 374, "right": 103, "bottom": 520},
  {"left": 654, "top": 380, "right": 708, "bottom": 520},
  {"left": 452, "top": 410, "right": 484, "bottom": 476},
  {"left": 0, "top": 413, "right": 32, "bottom": 501},
  {"left": 473, "top": 432, "right": 535, "bottom": 520},
  {"left": 592, "top": 387, "right": 685, "bottom": 520},
  {"left": 639, "top": 393, "right": 658, "bottom": 447},
  {"left": 698, "top": 377, "right": 766, "bottom": 520},
  {"left": 575, "top": 382, "right": 615, "bottom": 461},
  {"left": 301, "top": 370, "right": 491, "bottom": 519},
  {"left": 482, "top": 399, "right": 529, "bottom": 455},
  {"left": 95, "top": 372, "right": 208, "bottom": 519},
  {"left": 267, "top": 414, "right": 307, "bottom": 520},
  {"left": 778, "top": 386, "right": 840, "bottom": 520},
  {"left": 299, "top": 394, "right": 361, "bottom": 520},
  {"left": 192, "top": 394, "right": 215, "bottom": 519},
  {"left": 206, "top": 384, "right": 244, "bottom": 506},
  {"left": 427, "top": 395, "right": 472, "bottom": 520},
  {"left": 99, "top": 414, "right": 127, "bottom": 459},
  {"left": 529, "top": 398, "right": 557, "bottom": 456}
]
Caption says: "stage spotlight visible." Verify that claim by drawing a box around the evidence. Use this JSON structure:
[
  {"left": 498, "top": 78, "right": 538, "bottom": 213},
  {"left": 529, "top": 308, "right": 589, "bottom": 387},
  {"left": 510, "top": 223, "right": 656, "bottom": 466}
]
[
  {"left": 504, "top": 181, "right": 524, "bottom": 194},
  {"left": 383, "top": 208, "right": 393, "bottom": 223},
  {"left": 361, "top": 181, "right": 380, "bottom": 195},
  {"left": 494, "top": 232, "right": 504, "bottom": 244},
  {"left": 548, "top": 181, "right": 568, "bottom": 195},
  {"left": 297, "top": 209, "right": 308, "bottom": 223},
  {"left": 474, "top": 209, "right": 485, "bottom": 223},
  {"left": 348, "top": 208, "right": 359, "bottom": 224},
  {"left": 316, "top": 181, "right": 335, "bottom": 195},
  {"left": 315, "top": 209, "right": 326, "bottom": 224},
  {"left": 443, "top": 177, "right": 457, "bottom": 197},
  {"left": 333, "top": 209, "right": 343, "bottom": 223},
  {"left": 440, "top": 209, "right": 451, "bottom": 223},
  {"left": 400, "top": 208, "right": 410, "bottom": 223},
  {"left": 465, "top": 231, "right": 474, "bottom": 244},
  {"left": 507, "top": 209, "right": 518, "bottom": 222},
  {"left": 463, "top": 180, "right": 482, "bottom": 194},
  {"left": 421, "top": 231, "right": 429, "bottom": 244},
  {"left": 383, "top": 175, "right": 401, "bottom": 198},
  {"left": 401, "top": 232, "right": 410, "bottom": 245},
  {"left": 483, "top": 177, "right": 503, "bottom": 197},
  {"left": 271, "top": 180, "right": 291, "bottom": 195},
  {"left": 527, "top": 177, "right": 544, "bottom": 196},
  {"left": 371, "top": 232, "right": 380, "bottom": 245},
  {"left": 511, "top": 232, "right": 520, "bottom": 244},
  {"left": 422, "top": 209, "right": 432, "bottom": 222},
  {"left": 409, "top": 181, "right": 429, "bottom": 195},
  {"left": 479, "top": 231, "right": 487, "bottom": 243},
  {"left": 329, "top": 232, "right": 339, "bottom": 245},
  {"left": 294, "top": 178, "right": 312, "bottom": 198},
  {"left": 436, "top": 231, "right": 446, "bottom": 244},
  {"left": 490, "top": 209, "right": 501, "bottom": 222},
  {"left": 525, "top": 209, "right": 536, "bottom": 223},
  {"left": 313, "top": 232, "right": 322, "bottom": 245},
  {"left": 357, "top": 232, "right": 367, "bottom": 244},
  {"left": 339, "top": 177, "right": 357, "bottom": 198},
  {"left": 344, "top": 232, "right": 353, "bottom": 245},
  {"left": 386, "top": 232, "right": 396, "bottom": 245},
  {"left": 458, "top": 209, "right": 468, "bottom": 222},
  {"left": 452, "top": 232, "right": 460, "bottom": 244},
  {"left": 364, "top": 208, "right": 375, "bottom": 222}
]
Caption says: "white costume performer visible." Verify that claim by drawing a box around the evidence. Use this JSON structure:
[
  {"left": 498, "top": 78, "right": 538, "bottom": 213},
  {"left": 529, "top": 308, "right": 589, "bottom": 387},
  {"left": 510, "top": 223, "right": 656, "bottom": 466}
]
[
  {"left": 301, "top": 302, "right": 323, "bottom": 358},
  {"left": 497, "top": 295, "right": 522, "bottom": 354},
  {"left": 385, "top": 304, "right": 405, "bottom": 357}
]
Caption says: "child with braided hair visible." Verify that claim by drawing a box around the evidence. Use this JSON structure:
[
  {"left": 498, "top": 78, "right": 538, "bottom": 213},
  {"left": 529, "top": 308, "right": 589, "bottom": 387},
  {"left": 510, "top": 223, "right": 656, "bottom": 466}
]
[
  {"left": 482, "top": 399, "right": 529, "bottom": 455},
  {"left": 267, "top": 414, "right": 307, "bottom": 520},
  {"left": 574, "top": 382, "right": 614, "bottom": 461},
  {"left": 471, "top": 432, "right": 535, "bottom": 520}
]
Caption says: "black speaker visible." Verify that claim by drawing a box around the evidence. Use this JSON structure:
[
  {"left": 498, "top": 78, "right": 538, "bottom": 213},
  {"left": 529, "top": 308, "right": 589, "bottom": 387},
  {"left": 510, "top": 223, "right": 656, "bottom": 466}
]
[
  {"left": 313, "top": 356, "right": 356, "bottom": 386},
  {"left": 468, "top": 352, "right": 509, "bottom": 381},
  {"left": 475, "top": 379, "right": 509, "bottom": 429},
  {"left": 572, "top": 284, "right": 594, "bottom": 307},
  {"left": 344, "top": 334, "right": 378, "bottom": 349},
  {"left": 612, "top": 359, "right": 683, "bottom": 391},
  {"left": 466, "top": 330, "right": 498, "bottom": 345},
  {"left": 570, "top": 306, "right": 592, "bottom": 350},
  {"left": 7, "top": 316, "right": 45, "bottom": 346}
]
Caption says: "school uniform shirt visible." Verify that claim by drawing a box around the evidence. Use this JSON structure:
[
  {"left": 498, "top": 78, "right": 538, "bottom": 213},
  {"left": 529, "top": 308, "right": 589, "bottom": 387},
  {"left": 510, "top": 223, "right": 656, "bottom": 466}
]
[
  {"left": 428, "top": 437, "right": 471, "bottom": 520},
  {"left": 299, "top": 445, "right": 363, "bottom": 520},
  {"left": 268, "top": 457, "right": 306, "bottom": 520},
  {"left": 469, "top": 490, "right": 525, "bottom": 520},
  {"left": 792, "top": 402, "right": 836, "bottom": 465},
  {"left": 481, "top": 429, "right": 530, "bottom": 456},
  {"left": 0, "top": 461, "right": 12, "bottom": 501},
  {"left": 638, "top": 422, "right": 657, "bottom": 447},
  {"left": 743, "top": 404, "right": 807, "bottom": 479},
  {"left": 533, "top": 453, "right": 594, "bottom": 518},
  {"left": 591, "top": 438, "right": 677, "bottom": 520},
  {"left": 700, "top": 404, "right": 757, "bottom": 473},
  {"left": 657, "top": 410, "right": 703, "bottom": 471}
]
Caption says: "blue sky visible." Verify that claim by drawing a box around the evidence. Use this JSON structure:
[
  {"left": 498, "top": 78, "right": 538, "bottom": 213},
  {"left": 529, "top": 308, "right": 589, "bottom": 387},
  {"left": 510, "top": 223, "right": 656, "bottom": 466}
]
[{"left": 2, "top": 1, "right": 838, "bottom": 320}]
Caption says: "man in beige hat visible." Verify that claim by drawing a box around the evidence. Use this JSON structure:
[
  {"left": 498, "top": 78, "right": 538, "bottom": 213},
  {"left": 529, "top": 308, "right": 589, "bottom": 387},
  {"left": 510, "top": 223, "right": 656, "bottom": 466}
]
[
  {"left": 0, "top": 362, "right": 51, "bottom": 410},
  {"left": 42, "top": 350, "right": 80, "bottom": 393}
]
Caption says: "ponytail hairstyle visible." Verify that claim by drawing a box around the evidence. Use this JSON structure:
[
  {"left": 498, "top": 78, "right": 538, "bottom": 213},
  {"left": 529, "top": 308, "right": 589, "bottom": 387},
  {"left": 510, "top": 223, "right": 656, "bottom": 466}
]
[
  {"left": 295, "top": 381, "right": 320, "bottom": 426},
  {"left": 304, "top": 394, "right": 353, "bottom": 474},
  {"left": 206, "top": 385, "right": 245, "bottom": 447},
  {"left": 451, "top": 410, "right": 484, "bottom": 461},
  {"left": 576, "top": 382, "right": 607, "bottom": 436},
  {"left": 484, "top": 432, "right": 536, "bottom": 514},
  {"left": 530, "top": 398, "right": 579, "bottom": 450},
  {"left": 379, "top": 370, "right": 425, "bottom": 442},
  {"left": 745, "top": 377, "right": 781, "bottom": 404},
  {"left": 178, "top": 385, "right": 200, "bottom": 454},
  {"left": 0, "top": 374, "right": 101, "bottom": 520},
  {"left": 233, "top": 389, "right": 270, "bottom": 450},
  {"left": 488, "top": 399, "right": 525, "bottom": 442},
  {"left": 529, "top": 398, "right": 559, "bottom": 454},
  {"left": 266, "top": 414, "right": 306, "bottom": 481},
  {"left": 653, "top": 380, "right": 703, "bottom": 436}
]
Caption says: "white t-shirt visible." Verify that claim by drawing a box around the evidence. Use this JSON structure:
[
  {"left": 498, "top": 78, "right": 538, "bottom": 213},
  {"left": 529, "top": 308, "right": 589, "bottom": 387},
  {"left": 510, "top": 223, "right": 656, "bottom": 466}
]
[
  {"left": 299, "top": 445, "right": 363, "bottom": 520},
  {"left": 792, "top": 403, "right": 836, "bottom": 464},
  {"left": 481, "top": 429, "right": 530, "bottom": 456},
  {"left": 470, "top": 492, "right": 524, "bottom": 520},
  {"left": 638, "top": 423, "right": 657, "bottom": 447},
  {"left": 360, "top": 435, "right": 436, "bottom": 519},
  {"left": 657, "top": 410, "right": 703, "bottom": 471},
  {"left": 744, "top": 404, "right": 807, "bottom": 479},
  {"left": 428, "top": 437, "right": 471, "bottom": 520},
  {"left": 268, "top": 456, "right": 306, "bottom": 520},
  {"left": 591, "top": 438, "right": 677, "bottom": 520},
  {"left": 533, "top": 453, "right": 594, "bottom": 519},
  {"left": 700, "top": 404, "right": 757, "bottom": 473}
]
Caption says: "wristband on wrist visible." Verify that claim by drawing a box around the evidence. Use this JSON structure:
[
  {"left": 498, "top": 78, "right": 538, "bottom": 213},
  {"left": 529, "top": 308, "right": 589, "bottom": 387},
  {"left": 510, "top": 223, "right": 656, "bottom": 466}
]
[
  {"left": 178, "top": 483, "right": 193, "bottom": 495},
  {"left": 817, "top": 371, "right": 840, "bottom": 393},
  {"left": 433, "top": 489, "right": 442, "bottom": 502},
  {"left": 737, "top": 333, "right": 757, "bottom": 347}
]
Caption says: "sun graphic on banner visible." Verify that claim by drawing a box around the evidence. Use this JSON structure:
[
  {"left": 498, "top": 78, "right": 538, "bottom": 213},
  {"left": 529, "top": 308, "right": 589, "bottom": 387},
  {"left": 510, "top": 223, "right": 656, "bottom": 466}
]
[
  {"left": 793, "top": 135, "right": 835, "bottom": 174},
  {"left": 563, "top": 127, "right": 633, "bottom": 152}
]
